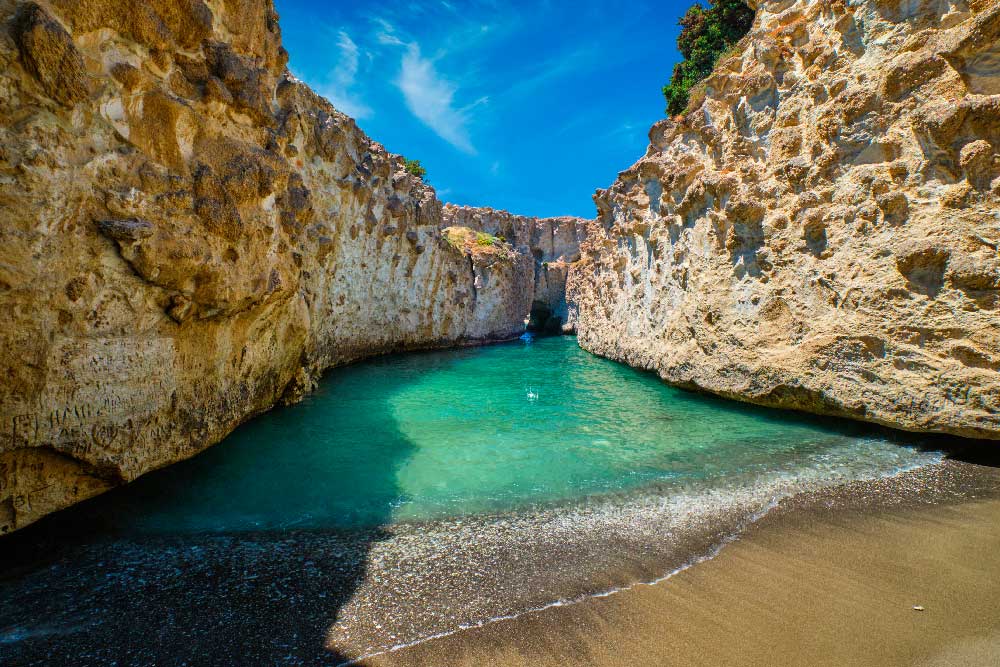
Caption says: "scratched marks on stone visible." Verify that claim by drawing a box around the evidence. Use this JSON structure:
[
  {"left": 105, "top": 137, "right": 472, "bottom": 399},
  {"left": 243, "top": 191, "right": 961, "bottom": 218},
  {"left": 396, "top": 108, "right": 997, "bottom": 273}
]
[{"left": 6, "top": 337, "right": 177, "bottom": 456}]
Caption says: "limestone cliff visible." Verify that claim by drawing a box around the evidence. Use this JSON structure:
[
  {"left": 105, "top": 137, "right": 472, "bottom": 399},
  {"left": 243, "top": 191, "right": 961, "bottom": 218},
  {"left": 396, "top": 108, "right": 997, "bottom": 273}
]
[
  {"left": 443, "top": 205, "right": 588, "bottom": 333},
  {"left": 569, "top": 0, "right": 1000, "bottom": 438},
  {"left": 0, "top": 0, "right": 541, "bottom": 533}
]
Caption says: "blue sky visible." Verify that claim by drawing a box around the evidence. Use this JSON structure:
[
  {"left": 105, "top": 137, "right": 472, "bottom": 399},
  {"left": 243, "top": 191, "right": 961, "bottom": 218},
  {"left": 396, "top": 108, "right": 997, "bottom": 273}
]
[{"left": 274, "top": 0, "right": 686, "bottom": 218}]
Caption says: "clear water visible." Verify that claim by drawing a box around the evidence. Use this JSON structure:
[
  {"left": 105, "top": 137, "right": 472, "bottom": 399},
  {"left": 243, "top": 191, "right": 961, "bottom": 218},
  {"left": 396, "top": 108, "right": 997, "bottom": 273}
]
[
  {"left": 106, "top": 335, "right": 940, "bottom": 535},
  {"left": 0, "top": 336, "right": 952, "bottom": 665}
]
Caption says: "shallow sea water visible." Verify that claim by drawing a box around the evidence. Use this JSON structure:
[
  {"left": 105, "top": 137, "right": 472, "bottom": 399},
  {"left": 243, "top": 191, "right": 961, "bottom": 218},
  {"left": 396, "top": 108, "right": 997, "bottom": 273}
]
[
  {"left": 0, "top": 336, "right": 947, "bottom": 665},
  {"left": 101, "top": 335, "right": 940, "bottom": 533}
]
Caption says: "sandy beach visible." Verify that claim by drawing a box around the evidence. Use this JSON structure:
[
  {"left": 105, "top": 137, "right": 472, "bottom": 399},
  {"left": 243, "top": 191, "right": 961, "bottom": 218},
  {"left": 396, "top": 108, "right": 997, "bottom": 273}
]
[
  {"left": 4, "top": 452, "right": 997, "bottom": 666},
  {"left": 364, "top": 462, "right": 1000, "bottom": 667}
]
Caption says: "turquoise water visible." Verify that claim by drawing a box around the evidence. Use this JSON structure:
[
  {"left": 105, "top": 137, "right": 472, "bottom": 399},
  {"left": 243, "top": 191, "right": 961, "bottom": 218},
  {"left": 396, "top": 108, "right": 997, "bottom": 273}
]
[
  {"left": 109, "top": 335, "right": 938, "bottom": 534},
  {"left": 0, "top": 335, "right": 950, "bottom": 664}
]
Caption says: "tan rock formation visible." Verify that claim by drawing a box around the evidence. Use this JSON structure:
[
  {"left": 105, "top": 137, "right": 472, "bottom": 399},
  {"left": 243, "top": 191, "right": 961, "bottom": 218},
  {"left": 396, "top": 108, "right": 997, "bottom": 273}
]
[
  {"left": 569, "top": 0, "right": 1000, "bottom": 439},
  {"left": 443, "top": 205, "right": 588, "bottom": 332},
  {"left": 0, "top": 0, "right": 545, "bottom": 533}
]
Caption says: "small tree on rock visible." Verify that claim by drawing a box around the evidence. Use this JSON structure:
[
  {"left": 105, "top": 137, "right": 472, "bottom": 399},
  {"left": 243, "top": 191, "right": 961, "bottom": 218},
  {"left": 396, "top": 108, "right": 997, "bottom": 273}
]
[
  {"left": 404, "top": 158, "right": 428, "bottom": 181},
  {"left": 662, "top": 0, "right": 754, "bottom": 117}
]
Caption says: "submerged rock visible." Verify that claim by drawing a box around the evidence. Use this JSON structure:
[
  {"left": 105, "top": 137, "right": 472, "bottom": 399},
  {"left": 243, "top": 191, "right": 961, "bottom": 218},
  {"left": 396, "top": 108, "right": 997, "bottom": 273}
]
[{"left": 568, "top": 0, "right": 1000, "bottom": 439}]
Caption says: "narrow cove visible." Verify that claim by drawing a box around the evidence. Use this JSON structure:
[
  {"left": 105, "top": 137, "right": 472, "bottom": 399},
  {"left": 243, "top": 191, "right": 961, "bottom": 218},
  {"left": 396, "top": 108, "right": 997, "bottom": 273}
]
[
  {"left": 0, "top": 336, "right": 954, "bottom": 664},
  {"left": 79, "top": 336, "right": 943, "bottom": 532},
  {"left": 3, "top": 0, "right": 1000, "bottom": 663}
]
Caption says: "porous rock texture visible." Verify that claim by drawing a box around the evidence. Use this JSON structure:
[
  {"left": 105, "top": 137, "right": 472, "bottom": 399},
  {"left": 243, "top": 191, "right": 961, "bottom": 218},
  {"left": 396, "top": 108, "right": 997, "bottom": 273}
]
[
  {"left": 569, "top": 0, "right": 1000, "bottom": 439},
  {"left": 0, "top": 0, "right": 542, "bottom": 532},
  {"left": 443, "top": 204, "right": 588, "bottom": 333}
]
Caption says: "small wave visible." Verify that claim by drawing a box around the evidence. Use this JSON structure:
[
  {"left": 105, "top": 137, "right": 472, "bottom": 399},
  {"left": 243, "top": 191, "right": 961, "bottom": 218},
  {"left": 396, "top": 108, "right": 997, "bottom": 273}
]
[
  {"left": 332, "top": 458, "right": 941, "bottom": 664},
  {"left": 333, "top": 497, "right": 780, "bottom": 666}
]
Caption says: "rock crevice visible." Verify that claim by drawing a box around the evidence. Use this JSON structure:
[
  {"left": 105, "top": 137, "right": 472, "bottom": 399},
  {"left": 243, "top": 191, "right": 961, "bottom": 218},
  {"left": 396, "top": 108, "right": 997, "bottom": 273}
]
[
  {"left": 5, "top": 0, "right": 997, "bottom": 535},
  {"left": 443, "top": 204, "right": 588, "bottom": 333}
]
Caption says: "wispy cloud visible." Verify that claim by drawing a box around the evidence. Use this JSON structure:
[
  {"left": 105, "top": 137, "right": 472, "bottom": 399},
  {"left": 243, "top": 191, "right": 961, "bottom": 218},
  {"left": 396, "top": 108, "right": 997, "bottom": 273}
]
[
  {"left": 316, "top": 30, "right": 372, "bottom": 120},
  {"left": 499, "top": 43, "right": 603, "bottom": 103},
  {"left": 374, "top": 17, "right": 404, "bottom": 45},
  {"left": 396, "top": 42, "right": 477, "bottom": 154}
]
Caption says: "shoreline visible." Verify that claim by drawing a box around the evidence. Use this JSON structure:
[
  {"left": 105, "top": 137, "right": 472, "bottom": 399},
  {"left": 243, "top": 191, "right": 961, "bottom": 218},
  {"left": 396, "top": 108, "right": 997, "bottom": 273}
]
[
  {"left": 2, "top": 452, "right": 997, "bottom": 665},
  {"left": 356, "top": 459, "right": 1000, "bottom": 666}
]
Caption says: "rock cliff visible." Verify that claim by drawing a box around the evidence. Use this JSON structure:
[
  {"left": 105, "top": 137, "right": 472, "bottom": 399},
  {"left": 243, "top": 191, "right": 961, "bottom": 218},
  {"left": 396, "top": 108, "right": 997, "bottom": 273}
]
[
  {"left": 5, "top": 0, "right": 996, "bottom": 535},
  {"left": 443, "top": 205, "right": 588, "bottom": 333},
  {"left": 0, "top": 0, "right": 551, "bottom": 532},
  {"left": 569, "top": 0, "right": 1000, "bottom": 439}
]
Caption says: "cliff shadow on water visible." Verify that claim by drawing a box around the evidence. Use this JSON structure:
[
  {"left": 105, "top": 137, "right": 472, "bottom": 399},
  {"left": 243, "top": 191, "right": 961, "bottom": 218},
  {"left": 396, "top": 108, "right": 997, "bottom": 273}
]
[{"left": 0, "top": 356, "right": 440, "bottom": 665}]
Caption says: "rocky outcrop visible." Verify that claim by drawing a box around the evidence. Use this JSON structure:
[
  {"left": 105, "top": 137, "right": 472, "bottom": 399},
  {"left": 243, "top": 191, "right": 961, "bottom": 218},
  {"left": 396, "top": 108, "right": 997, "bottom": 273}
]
[
  {"left": 0, "top": 0, "right": 539, "bottom": 533},
  {"left": 443, "top": 205, "right": 587, "bottom": 333},
  {"left": 569, "top": 0, "right": 1000, "bottom": 439},
  {"left": 276, "top": 83, "right": 536, "bottom": 379}
]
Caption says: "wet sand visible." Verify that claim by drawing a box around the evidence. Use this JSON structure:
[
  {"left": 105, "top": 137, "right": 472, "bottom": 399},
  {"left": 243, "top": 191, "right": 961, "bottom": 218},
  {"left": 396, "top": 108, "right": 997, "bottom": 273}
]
[{"left": 365, "top": 463, "right": 1000, "bottom": 667}]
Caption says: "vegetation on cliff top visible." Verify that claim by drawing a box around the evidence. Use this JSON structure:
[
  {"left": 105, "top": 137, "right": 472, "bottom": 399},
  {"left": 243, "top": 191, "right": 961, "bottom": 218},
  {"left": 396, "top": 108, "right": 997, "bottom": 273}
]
[
  {"left": 442, "top": 226, "right": 516, "bottom": 262},
  {"left": 404, "top": 158, "right": 428, "bottom": 180},
  {"left": 662, "top": 0, "right": 754, "bottom": 116}
]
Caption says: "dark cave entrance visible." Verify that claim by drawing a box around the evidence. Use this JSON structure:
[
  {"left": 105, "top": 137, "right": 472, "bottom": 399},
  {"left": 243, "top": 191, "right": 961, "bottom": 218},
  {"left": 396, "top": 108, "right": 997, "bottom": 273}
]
[{"left": 526, "top": 300, "right": 562, "bottom": 334}]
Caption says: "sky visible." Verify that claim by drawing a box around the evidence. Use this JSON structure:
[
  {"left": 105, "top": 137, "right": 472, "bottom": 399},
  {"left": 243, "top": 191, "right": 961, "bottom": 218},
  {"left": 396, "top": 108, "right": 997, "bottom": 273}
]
[{"left": 274, "top": 0, "right": 687, "bottom": 218}]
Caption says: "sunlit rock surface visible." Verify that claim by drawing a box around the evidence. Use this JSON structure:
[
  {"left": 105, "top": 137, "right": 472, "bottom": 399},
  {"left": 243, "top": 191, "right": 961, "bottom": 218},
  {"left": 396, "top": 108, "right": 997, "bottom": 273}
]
[
  {"left": 0, "top": 0, "right": 563, "bottom": 532},
  {"left": 569, "top": 0, "right": 1000, "bottom": 439},
  {"left": 443, "top": 204, "right": 588, "bottom": 332}
]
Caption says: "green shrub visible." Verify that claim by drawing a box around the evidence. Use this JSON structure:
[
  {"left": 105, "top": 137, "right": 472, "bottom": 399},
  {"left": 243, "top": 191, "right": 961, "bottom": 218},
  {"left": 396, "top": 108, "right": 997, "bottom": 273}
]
[
  {"left": 403, "top": 158, "right": 427, "bottom": 180},
  {"left": 475, "top": 232, "right": 499, "bottom": 246},
  {"left": 662, "top": 0, "right": 754, "bottom": 117},
  {"left": 442, "top": 226, "right": 517, "bottom": 262}
]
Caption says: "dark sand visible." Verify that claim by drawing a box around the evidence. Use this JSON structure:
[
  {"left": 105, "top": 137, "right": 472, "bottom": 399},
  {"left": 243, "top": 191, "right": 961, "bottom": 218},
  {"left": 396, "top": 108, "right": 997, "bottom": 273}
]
[{"left": 364, "top": 463, "right": 1000, "bottom": 667}]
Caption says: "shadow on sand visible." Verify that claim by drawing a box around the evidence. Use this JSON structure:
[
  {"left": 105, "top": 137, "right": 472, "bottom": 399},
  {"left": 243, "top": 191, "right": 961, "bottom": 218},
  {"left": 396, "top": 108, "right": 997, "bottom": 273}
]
[{"left": 0, "top": 357, "right": 431, "bottom": 666}]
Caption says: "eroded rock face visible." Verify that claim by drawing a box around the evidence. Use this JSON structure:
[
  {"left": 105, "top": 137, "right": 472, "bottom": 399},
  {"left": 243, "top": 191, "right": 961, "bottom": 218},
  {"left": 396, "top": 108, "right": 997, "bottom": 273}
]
[
  {"left": 569, "top": 0, "right": 1000, "bottom": 439},
  {"left": 443, "top": 205, "right": 588, "bottom": 333},
  {"left": 0, "top": 0, "right": 539, "bottom": 532},
  {"left": 275, "top": 83, "right": 536, "bottom": 376}
]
